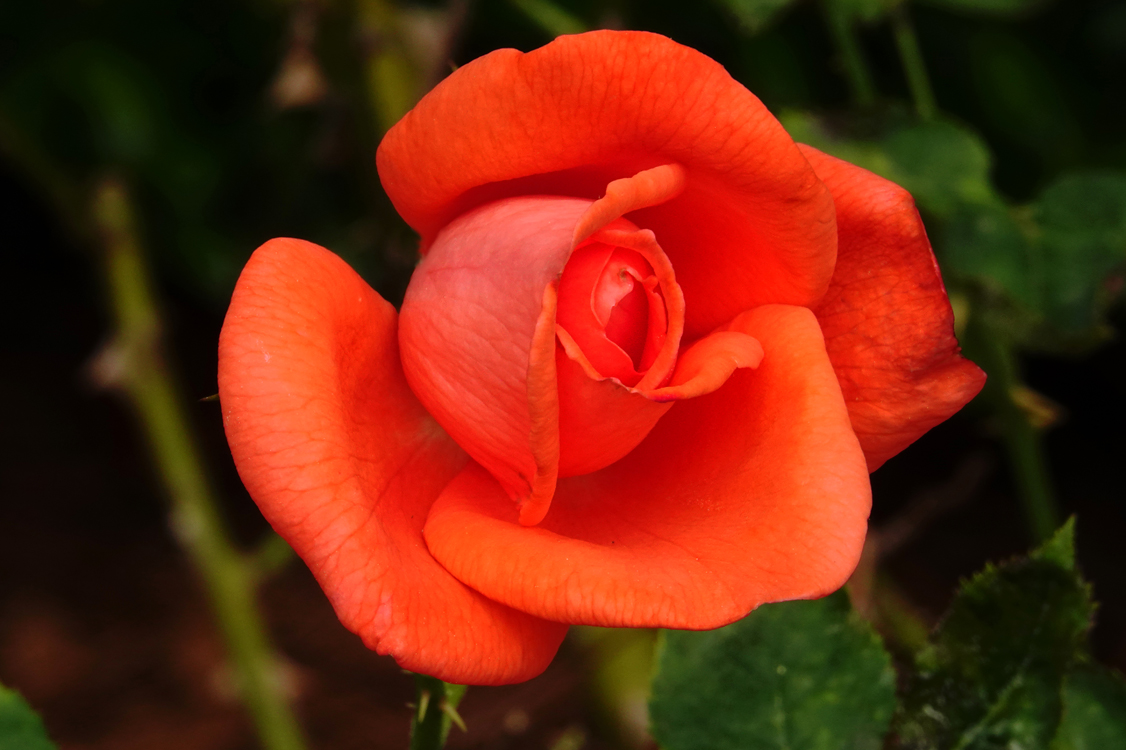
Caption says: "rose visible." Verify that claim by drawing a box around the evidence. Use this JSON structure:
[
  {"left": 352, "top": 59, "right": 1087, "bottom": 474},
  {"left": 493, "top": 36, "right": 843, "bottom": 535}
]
[{"left": 218, "top": 30, "right": 985, "bottom": 686}]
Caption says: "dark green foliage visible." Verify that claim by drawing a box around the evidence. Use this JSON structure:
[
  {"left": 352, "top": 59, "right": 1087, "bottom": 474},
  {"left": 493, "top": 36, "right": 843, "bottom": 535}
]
[
  {"left": 781, "top": 113, "right": 999, "bottom": 218},
  {"left": 877, "top": 120, "right": 998, "bottom": 217},
  {"left": 942, "top": 172, "right": 1126, "bottom": 345},
  {"left": 915, "top": 0, "right": 1053, "bottom": 15},
  {"left": 1034, "top": 173, "right": 1126, "bottom": 332},
  {"left": 709, "top": 0, "right": 798, "bottom": 33},
  {"left": 650, "top": 591, "right": 896, "bottom": 750},
  {"left": 893, "top": 521, "right": 1094, "bottom": 750},
  {"left": 943, "top": 205, "right": 1039, "bottom": 311},
  {"left": 827, "top": 0, "right": 900, "bottom": 24},
  {"left": 1051, "top": 667, "right": 1126, "bottom": 750},
  {"left": 0, "top": 685, "right": 56, "bottom": 750},
  {"left": 782, "top": 110, "right": 1126, "bottom": 346}
]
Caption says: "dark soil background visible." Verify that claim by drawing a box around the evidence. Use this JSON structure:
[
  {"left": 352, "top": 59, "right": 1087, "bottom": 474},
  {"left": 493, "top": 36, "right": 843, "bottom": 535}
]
[{"left": 2, "top": 0, "right": 1125, "bottom": 748}]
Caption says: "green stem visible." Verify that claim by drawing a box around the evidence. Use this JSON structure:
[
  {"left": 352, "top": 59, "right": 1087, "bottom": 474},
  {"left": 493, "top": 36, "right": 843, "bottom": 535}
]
[
  {"left": 356, "top": 0, "right": 420, "bottom": 134},
  {"left": 91, "top": 177, "right": 307, "bottom": 750},
  {"left": 410, "top": 675, "right": 467, "bottom": 750},
  {"left": 822, "top": 2, "right": 877, "bottom": 108},
  {"left": 249, "top": 532, "right": 297, "bottom": 582},
  {"left": 966, "top": 315, "right": 1059, "bottom": 543},
  {"left": 890, "top": 5, "right": 937, "bottom": 121},
  {"left": 872, "top": 575, "right": 930, "bottom": 656},
  {"left": 508, "top": 0, "right": 588, "bottom": 37}
]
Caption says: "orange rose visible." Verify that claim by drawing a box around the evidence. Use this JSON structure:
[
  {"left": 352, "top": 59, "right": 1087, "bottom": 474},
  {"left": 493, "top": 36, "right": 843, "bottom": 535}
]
[{"left": 218, "top": 31, "right": 984, "bottom": 685}]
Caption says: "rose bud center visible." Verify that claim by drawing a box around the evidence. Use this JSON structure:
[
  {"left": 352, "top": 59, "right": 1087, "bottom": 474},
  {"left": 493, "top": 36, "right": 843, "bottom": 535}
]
[
  {"left": 557, "top": 242, "right": 667, "bottom": 387},
  {"left": 552, "top": 230, "right": 685, "bottom": 479}
]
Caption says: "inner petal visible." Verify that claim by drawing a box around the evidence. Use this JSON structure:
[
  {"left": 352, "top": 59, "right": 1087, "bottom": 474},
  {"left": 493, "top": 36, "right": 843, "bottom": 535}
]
[
  {"left": 600, "top": 251, "right": 653, "bottom": 370},
  {"left": 557, "top": 242, "right": 659, "bottom": 385}
]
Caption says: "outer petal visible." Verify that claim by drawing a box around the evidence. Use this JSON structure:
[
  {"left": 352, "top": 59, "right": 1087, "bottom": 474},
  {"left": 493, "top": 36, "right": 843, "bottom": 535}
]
[
  {"left": 377, "top": 30, "right": 837, "bottom": 338},
  {"left": 218, "top": 238, "right": 567, "bottom": 685},
  {"left": 423, "top": 305, "right": 871, "bottom": 628},
  {"left": 802, "top": 146, "right": 987, "bottom": 470}
]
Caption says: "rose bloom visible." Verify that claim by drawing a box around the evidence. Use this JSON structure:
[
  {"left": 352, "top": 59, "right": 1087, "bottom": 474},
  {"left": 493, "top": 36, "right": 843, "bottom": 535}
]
[{"left": 218, "top": 31, "right": 984, "bottom": 685}]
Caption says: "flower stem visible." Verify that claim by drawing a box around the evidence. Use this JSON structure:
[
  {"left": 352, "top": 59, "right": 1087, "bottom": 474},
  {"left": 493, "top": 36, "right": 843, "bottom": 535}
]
[
  {"left": 822, "top": 2, "right": 877, "bottom": 108},
  {"left": 90, "top": 176, "right": 307, "bottom": 750},
  {"left": 508, "top": 0, "right": 588, "bottom": 37},
  {"left": 965, "top": 315, "right": 1059, "bottom": 543},
  {"left": 871, "top": 574, "right": 931, "bottom": 655},
  {"left": 410, "top": 675, "right": 468, "bottom": 750},
  {"left": 889, "top": 5, "right": 937, "bottom": 121}
]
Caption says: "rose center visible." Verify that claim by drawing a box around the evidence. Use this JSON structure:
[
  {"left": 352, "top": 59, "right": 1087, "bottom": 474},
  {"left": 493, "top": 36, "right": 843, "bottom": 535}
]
[
  {"left": 556, "top": 242, "right": 664, "bottom": 385},
  {"left": 599, "top": 254, "right": 652, "bottom": 369}
]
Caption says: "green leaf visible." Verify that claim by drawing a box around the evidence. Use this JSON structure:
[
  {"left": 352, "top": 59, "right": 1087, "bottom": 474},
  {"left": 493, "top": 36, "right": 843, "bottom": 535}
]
[
  {"left": 1052, "top": 667, "right": 1126, "bottom": 750},
  {"left": 879, "top": 121, "right": 999, "bottom": 218},
  {"left": 781, "top": 112, "right": 999, "bottom": 218},
  {"left": 941, "top": 204, "right": 1041, "bottom": 311},
  {"left": 894, "top": 520, "right": 1093, "bottom": 750},
  {"left": 650, "top": 591, "right": 896, "bottom": 750},
  {"left": 0, "top": 684, "right": 57, "bottom": 750},
  {"left": 1033, "top": 172, "right": 1126, "bottom": 332},
  {"left": 711, "top": 0, "right": 798, "bottom": 33}
]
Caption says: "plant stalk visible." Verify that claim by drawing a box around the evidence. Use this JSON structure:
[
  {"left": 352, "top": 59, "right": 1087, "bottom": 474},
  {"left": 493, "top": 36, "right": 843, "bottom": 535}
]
[
  {"left": 966, "top": 315, "right": 1059, "bottom": 543},
  {"left": 410, "top": 675, "right": 468, "bottom": 750},
  {"left": 822, "top": 2, "right": 877, "bottom": 108},
  {"left": 91, "top": 176, "right": 307, "bottom": 750},
  {"left": 890, "top": 5, "right": 937, "bottom": 120}
]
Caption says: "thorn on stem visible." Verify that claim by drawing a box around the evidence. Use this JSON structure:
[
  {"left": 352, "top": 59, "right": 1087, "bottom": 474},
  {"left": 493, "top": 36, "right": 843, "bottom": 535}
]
[
  {"left": 440, "top": 699, "right": 467, "bottom": 733},
  {"left": 417, "top": 690, "right": 431, "bottom": 722}
]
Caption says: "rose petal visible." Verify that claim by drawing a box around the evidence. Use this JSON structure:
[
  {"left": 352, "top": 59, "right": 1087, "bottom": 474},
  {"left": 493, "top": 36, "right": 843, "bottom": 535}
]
[
  {"left": 572, "top": 163, "right": 687, "bottom": 246},
  {"left": 556, "top": 241, "right": 651, "bottom": 385},
  {"left": 423, "top": 305, "right": 870, "bottom": 628},
  {"left": 399, "top": 197, "right": 585, "bottom": 519},
  {"left": 554, "top": 340, "right": 673, "bottom": 478},
  {"left": 377, "top": 30, "right": 837, "bottom": 338},
  {"left": 801, "top": 145, "right": 988, "bottom": 470},
  {"left": 218, "top": 238, "right": 567, "bottom": 684},
  {"left": 648, "top": 329, "right": 764, "bottom": 402}
]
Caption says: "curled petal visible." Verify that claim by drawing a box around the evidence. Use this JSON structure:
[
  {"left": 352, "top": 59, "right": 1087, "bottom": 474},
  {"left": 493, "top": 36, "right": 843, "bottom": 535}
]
[
  {"left": 377, "top": 30, "right": 837, "bottom": 337},
  {"left": 648, "top": 330, "right": 765, "bottom": 402},
  {"left": 518, "top": 282, "right": 562, "bottom": 527},
  {"left": 218, "top": 238, "right": 567, "bottom": 684},
  {"left": 802, "top": 146, "right": 987, "bottom": 470},
  {"left": 423, "top": 305, "right": 871, "bottom": 628},
  {"left": 593, "top": 227, "right": 685, "bottom": 392},
  {"left": 572, "top": 163, "right": 687, "bottom": 246}
]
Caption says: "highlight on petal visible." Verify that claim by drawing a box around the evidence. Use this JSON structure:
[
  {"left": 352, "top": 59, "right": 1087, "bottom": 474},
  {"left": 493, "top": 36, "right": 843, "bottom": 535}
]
[
  {"left": 423, "top": 305, "right": 871, "bottom": 629},
  {"left": 801, "top": 145, "right": 987, "bottom": 470},
  {"left": 218, "top": 237, "right": 567, "bottom": 684},
  {"left": 377, "top": 30, "right": 837, "bottom": 337}
]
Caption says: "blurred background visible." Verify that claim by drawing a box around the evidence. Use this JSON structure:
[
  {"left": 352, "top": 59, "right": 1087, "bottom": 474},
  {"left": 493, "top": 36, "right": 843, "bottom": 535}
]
[{"left": 1, "top": 0, "right": 1124, "bottom": 748}]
